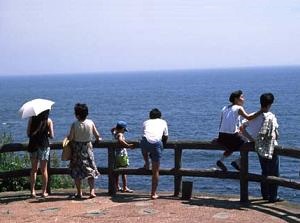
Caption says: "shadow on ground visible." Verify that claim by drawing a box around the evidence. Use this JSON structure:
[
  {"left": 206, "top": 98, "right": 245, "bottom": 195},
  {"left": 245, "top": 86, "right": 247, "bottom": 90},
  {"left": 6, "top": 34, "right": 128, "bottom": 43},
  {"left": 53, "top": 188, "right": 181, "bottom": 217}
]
[
  {"left": 1, "top": 190, "right": 299, "bottom": 222},
  {"left": 0, "top": 191, "right": 109, "bottom": 204},
  {"left": 183, "top": 195, "right": 300, "bottom": 223}
]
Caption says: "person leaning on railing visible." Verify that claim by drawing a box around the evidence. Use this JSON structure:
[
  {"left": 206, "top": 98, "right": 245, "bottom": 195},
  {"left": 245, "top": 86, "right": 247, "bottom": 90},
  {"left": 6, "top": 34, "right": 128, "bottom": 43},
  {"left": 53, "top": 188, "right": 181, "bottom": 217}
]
[
  {"left": 240, "top": 93, "right": 281, "bottom": 203},
  {"left": 27, "top": 109, "right": 54, "bottom": 198},
  {"left": 68, "top": 103, "right": 102, "bottom": 199},
  {"left": 140, "top": 108, "right": 168, "bottom": 200}
]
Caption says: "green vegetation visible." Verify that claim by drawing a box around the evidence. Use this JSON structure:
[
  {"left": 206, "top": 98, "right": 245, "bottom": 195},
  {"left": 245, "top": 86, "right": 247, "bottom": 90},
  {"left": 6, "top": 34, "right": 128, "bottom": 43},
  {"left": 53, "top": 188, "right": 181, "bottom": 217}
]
[
  {"left": 0, "top": 132, "right": 73, "bottom": 192},
  {"left": 0, "top": 132, "right": 31, "bottom": 191},
  {"left": 50, "top": 150, "right": 73, "bottom": 189}
]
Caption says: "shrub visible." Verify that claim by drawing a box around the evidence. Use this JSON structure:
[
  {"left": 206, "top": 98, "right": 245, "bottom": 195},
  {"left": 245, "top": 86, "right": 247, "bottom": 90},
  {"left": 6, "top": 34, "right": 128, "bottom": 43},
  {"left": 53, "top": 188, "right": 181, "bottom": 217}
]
[
  {"left": 50, "top": 150, "right": 73, "bottom": 189},
  {"left": 0, "top": 132, "right": 73, "bottom": 192},
  {"left": 0, "top": 132, "right": 31, "bottom": 191}
]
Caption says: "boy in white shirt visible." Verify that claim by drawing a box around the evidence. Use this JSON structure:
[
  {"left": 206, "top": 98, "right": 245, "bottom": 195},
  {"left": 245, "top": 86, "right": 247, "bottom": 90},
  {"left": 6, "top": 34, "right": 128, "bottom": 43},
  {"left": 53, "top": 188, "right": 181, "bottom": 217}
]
[{"left": 140, "top": 108, "right": 168, "bottom": 199}]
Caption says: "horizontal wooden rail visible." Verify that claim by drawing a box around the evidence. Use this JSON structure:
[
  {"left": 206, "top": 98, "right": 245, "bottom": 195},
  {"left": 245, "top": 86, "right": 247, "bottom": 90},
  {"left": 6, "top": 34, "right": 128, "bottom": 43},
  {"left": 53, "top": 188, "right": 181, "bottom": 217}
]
[{"left": 1, "top": 140, "right": 299, "bottom": 202}]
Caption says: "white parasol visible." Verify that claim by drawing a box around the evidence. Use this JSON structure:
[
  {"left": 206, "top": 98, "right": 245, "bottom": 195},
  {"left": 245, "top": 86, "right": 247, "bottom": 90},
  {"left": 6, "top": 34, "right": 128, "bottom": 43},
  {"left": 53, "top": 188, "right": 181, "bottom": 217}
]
[{"left": 18, "top": 98, "right": 55, "bottom": 119}]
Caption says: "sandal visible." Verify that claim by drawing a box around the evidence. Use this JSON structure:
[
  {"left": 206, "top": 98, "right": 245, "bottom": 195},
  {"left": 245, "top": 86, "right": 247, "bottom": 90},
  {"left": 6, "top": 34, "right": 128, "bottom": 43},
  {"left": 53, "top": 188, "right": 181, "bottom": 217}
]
[
  {"left": 118, "top": 186, "right": 123, "bottom": 192},
  {"left": 74, "top": 194, "right": 83, "bottom": 199},
  {"left": 41, "top": 193, "right": 49, "bottom": 198},
  {"left": 122, "top": 188, "right": 134, "bottom": 193},
  {"left": 151, "top": 194, "right": 159, "bottom": 200},
  {"left": 216, "top": 160, "right": 227, "bottom": 172},
  {"left": 30, "top": 194, "right": 37, "bottom": 198},
  {"left": 89, "top": 194, "right": 96, "bottom": 199}
]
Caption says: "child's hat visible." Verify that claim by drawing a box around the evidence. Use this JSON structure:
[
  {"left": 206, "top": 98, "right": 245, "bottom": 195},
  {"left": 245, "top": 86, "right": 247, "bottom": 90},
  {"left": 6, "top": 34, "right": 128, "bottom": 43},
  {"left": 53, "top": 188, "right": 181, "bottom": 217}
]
[{"left": 116, "top": 121, "right": 128, "bottom": 131}]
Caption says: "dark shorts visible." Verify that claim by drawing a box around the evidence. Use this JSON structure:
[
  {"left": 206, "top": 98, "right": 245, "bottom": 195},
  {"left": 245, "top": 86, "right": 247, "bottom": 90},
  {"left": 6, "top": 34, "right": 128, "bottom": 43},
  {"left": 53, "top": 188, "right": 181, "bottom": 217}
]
[
  {"left": 218, "top": 132, "right": 246, "bottom": 152},
  {"left": 140, "top": 137, "right": 163, "bottom": 162}
]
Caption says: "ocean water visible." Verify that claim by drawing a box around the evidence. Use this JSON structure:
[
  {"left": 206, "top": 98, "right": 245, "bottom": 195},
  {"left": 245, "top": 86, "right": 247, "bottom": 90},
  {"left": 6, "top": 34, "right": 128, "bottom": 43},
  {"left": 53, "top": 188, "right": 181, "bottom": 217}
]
[{"left": 0, "top": 66, "right": 300, "bottom": 202}]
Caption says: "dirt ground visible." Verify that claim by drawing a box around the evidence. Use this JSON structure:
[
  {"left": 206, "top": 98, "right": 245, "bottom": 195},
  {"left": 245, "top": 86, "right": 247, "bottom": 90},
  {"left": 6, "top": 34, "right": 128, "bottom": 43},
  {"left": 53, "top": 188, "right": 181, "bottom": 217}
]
[{"left": 0, "top": 189, "right": 299, "bottom": 223}]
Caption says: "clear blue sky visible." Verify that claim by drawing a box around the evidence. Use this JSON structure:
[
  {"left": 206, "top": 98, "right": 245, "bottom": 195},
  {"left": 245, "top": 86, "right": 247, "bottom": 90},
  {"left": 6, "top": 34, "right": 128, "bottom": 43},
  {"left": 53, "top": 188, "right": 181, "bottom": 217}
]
[{"left": 0, "top": 0, "right": 299, "bottom": 75}]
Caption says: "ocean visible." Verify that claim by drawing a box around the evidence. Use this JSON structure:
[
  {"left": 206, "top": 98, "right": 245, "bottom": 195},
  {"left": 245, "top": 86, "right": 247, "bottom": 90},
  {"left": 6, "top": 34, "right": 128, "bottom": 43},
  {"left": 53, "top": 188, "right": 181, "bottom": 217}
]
[{"left": 0, "top": 66, "right": 299, "bottom": 202}]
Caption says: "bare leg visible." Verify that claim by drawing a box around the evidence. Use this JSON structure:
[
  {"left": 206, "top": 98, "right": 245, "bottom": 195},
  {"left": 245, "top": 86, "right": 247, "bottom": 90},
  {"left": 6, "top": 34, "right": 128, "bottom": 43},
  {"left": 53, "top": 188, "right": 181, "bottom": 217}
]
[
  {"left": 121, "top": 174, "right": 133, "bottom": 192},
  {"left": 40, "top": 160, "right": 48, "bottom": 197},
  {"left": 115, "top": 174, "right": 120, "bottom": 191},
  {"left": 75, "top": 178, "right": 82, "bottom": 197},
  {"left": 142, "top": 151, "right": 150, "bottom": 169},
  {"left": 30, "top": 158, "right": 39, "bottom": 197},
  {"left": 151, "top": 161, "right": 160, "bottom": 199},
  {"left": 122, "top": 174, "right": 127, "bottom": 190},
  {"left": 223, "top": 150, "right": 233, "bottom": 157},
  {"left": 88, "top": 177, "right": 96, "bottom": 197},
  {"left": 216, "top": 151, "right": 233, "bottom": 172}
]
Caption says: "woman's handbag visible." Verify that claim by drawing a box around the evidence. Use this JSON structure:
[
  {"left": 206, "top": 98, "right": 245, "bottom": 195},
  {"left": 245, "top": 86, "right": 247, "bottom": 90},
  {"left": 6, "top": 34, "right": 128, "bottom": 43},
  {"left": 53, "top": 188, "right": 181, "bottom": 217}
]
[{"left": 61, "top": 137, "right": 72, "bottom": 161}]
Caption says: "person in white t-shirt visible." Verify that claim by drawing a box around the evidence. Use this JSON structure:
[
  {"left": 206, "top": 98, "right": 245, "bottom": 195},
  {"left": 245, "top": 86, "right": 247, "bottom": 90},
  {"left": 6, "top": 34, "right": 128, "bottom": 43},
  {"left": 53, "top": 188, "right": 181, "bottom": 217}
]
[
  {"left": 216, "top": 90, "right": 262, "bottom": 172},
  {"left": 241, "top": 93, "right": 280, "bottom": 203},
  {"left": 140, "top": 108, "right": 168, "bottom": 199}
]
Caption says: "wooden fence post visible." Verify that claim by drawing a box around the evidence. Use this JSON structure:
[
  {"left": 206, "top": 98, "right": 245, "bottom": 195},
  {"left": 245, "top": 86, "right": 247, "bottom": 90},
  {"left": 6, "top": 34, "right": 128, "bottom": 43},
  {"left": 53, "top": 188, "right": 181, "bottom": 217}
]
[
  {"left": 108, "top": 146, "right": 116, "bottom": 195},
  {"left": 174, "top": 147, "right": 182, "bottom": 196},
  {"left": 46, "top": 153, "right": 51, "bottom": 194},
  {"left": 240, "top": 146, "right": 249, "bottom": 202},
  {"left": 1, "top": 141, "right": 299, "bottom": 200}
]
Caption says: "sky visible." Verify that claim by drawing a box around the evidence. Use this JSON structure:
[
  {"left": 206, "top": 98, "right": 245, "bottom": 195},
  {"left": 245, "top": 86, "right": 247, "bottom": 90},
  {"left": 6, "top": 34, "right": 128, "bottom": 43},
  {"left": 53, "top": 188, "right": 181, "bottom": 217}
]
[{"left": 0, "top": 0, "right": 300, "bottom": 75}]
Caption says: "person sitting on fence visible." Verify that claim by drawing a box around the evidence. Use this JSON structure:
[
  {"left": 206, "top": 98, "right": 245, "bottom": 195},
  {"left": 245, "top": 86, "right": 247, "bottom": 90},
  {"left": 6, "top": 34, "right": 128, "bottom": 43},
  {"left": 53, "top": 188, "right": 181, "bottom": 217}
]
[
  {"left": 111, "top": 121, "right": 135, "bottom": 193},
  {"left": 216, "top": 90, "right": 262, "bottom": 172},
  {"left": 140, "top": 108, "right": 168, "bottom": 199},
  {"left": 27, "top": 109, "right": 54, "bottom": 198},
  {"left": 240, "top": 93, "right": 281, "bottom": 203},
  {"left": 68, "top": 103, "right": 102, "bottom": 199}
]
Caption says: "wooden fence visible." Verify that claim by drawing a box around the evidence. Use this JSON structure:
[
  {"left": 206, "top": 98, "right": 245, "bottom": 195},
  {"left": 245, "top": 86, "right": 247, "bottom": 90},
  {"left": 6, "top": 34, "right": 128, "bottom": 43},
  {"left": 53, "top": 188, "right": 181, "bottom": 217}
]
[{"left": 1, "top": 140, "right": 300, "bottom": 202}]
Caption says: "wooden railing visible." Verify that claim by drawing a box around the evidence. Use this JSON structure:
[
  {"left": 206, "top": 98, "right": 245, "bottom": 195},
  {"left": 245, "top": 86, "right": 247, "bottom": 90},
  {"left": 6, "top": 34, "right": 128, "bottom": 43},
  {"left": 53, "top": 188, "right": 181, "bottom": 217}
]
[{"left": 1, "top": 140, "right": 300, "bottom": 202}]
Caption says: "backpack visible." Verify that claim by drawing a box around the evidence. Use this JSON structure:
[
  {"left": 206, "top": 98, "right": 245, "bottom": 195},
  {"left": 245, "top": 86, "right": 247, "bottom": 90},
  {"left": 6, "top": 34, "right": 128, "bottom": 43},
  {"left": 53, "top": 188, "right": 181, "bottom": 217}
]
[{"left": 255, "top": 113, "right": 278, "bottom": 159}]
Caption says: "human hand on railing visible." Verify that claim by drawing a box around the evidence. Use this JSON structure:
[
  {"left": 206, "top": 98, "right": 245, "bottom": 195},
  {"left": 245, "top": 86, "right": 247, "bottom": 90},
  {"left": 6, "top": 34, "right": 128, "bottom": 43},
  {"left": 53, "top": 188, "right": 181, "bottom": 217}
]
[
  {"left": 95, "top": 137, "right": 102, "bottom": 144},
  {"left": 128, "top": 143, "right": 135, "bottom": 149}
]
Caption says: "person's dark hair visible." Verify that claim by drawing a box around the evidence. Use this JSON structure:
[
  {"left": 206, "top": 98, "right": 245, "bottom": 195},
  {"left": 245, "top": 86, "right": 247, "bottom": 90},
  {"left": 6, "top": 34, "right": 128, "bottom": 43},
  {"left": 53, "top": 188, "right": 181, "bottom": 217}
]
[
  {"left": 29, "top": 110, "right": 49, "bottom": 136},
  {"left": 260, "top": 93, "right": 274, "bottom": 108},
  {"left": 37, "top": 109, "right": 49, "bottom": 120},
  {"left": 229, "top": 90, "right": 243, "bottom": 103},
  {"left": 149, "top": 108, "right": 161, "bottom": 119},
  {"left": 74, "top": 103, "right": 88, "bottom": 121}
]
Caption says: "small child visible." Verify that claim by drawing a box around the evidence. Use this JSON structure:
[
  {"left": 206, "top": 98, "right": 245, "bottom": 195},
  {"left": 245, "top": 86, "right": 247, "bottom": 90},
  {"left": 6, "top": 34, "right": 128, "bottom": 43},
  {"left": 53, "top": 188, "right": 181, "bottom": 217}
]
[{"left": 111, "top": 121, "right": 134, "bottom": 193}]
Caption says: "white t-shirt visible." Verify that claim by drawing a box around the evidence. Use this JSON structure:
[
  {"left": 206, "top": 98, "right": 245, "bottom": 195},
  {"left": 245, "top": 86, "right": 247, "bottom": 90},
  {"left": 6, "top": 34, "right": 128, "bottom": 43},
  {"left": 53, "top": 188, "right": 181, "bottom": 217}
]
[
  {"left": 142, "top": 118, "right": 168, "bottom": 143},
  {"left": 219, "top": 105, "right": 242, "bottom": 134}
]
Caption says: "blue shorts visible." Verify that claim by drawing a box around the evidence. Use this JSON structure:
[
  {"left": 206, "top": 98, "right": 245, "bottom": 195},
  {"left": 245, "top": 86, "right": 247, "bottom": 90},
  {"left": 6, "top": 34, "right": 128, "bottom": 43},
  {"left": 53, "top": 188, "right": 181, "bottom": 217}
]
[
  {"left": 29, "top": 147, "right": 50, "bottom": 161},
  {"left": 140, "top": 137, "right": 163, "bottom": 162}
]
